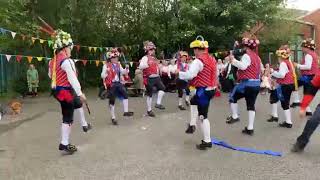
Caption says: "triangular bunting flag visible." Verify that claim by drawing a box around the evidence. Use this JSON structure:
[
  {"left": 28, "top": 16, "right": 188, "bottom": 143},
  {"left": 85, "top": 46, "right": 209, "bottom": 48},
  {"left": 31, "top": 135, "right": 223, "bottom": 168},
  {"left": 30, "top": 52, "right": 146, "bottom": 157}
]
[
  {"left": 88, "top": 47, "right": 93, "bottom": 52},
  {"left": 11, "top": 32, "right": 16, "bottom": 39},
  {"left": 74, "top": 59, "right": 79, "bottom": 62},
  {"left": 27, "top": 56, "right": 33, "bottom": 63},
  {"left": 48, "top": 40, "right": 53, "bottom": 47},
  {"left": 105, "top": 47, "right": 109, "bottom": 51},
  {"left": 40, "top": 39, "right": 45, "bottom": 44},
  {"left": 37, "top": 57, "right": 43, "bottom": 61},
  {"left": 93, "top": 47, "right": 97, "bottom": 52},
  {"left": 5, "top": 55, "right": 12, "bottom": 62},
  {"left": 21, "top": 35, "right": 26, "bottom": 41},
  {"left": 31, "top": 37, "right": 37, "bottom": 44},
  {"left": 0, "top": 28, "right": 6, "bottom": 35},
  {"left": 75, "top": 45, "right": 81, "bottom": 52},
  {"left": 95, "top": 60, "right": 100, "bottom": 67},
  {"left": 99, "top": 47, "right": 103, "bottom": 52},
  {"left": 16, "top": 55, "right": 22, "bottom": 63},
  {"left": 82, "top": 60, "right": 88, "bottom": 66},
  {"left": 89, "top": 60, "right": 92, "bottom": 64},
  {"left": 129, "top": 62, "right": 133, "bottom": 67}
]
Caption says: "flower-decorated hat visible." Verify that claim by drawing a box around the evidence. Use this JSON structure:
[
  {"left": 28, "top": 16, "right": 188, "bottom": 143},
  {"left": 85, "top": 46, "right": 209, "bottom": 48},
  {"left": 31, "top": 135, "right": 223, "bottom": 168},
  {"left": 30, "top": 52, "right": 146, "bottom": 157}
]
[
  {"left": 301, "top": 38, "right": 316, "bottom": 50},
  {"left": 107, "top": 48, "right": 120, "bottom": 59},
  {"left": 190, "top": 35, "right": 209, "bottom": 49},
  {"left": 52, "top": 29, "right": 73, "bottom": 50},
  {"left": 143, "top": 41, "right": 156, "bottom": 52},
  {"left": 242, "top": 37, "right": 260, "bottom": 49},
  {"left": 276, "top": 45, "right": 291, "bottom": 59}
]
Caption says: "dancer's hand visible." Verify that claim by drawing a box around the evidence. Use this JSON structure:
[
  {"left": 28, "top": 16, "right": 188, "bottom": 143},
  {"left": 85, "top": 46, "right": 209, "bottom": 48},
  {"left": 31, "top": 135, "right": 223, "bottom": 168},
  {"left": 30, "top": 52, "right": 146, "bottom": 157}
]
[
  {"left": 299, "top": 108, "right": 306, "bottom": 118},
  {"left": 80, "top": 94, "right": 87, "bottom": 103}
]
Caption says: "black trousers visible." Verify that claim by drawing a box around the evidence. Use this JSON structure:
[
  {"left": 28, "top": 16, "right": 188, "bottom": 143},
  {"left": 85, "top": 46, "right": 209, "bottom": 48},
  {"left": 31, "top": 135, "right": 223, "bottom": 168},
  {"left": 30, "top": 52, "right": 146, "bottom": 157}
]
[
  {"left": 107, "top": 82, "right": 128, "bottom": 105},
  {"left": 190, "top": 88, "right": 215, "bottom": 119},
  {"left": 176, "top": 79, "right": 190, "bottom": 98},
  {"left": 230, "top": 86, "right": 260, "bottom": 111},
  {"left": 297, "top": 104, "right": 320, "bottom": 147},
  {"left": 269, "top": 84, "right": 295, "bottom": 110},
  {"left": 53, "top": 89, "right": 82, "bottom": 124},
  {"left": 146, "top": 76, "right": 165, "bottom": 97}
]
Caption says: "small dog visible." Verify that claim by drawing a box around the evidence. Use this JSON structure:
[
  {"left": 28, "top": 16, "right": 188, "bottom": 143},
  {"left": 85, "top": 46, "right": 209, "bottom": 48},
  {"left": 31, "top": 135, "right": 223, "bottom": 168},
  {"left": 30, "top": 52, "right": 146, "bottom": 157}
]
[{"left": 9, "top": 100, "right": 22, "bottom": 115}]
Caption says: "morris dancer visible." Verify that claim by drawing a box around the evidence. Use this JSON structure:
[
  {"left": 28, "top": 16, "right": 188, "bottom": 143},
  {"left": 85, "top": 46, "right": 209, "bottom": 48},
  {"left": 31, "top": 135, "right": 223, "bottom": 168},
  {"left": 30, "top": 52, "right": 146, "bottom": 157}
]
[
  {"left": 292, "top": 68, "right": 320, "bottom": 152},
  {"left": 178, "top": 36, "right": 217, "bottom": 150},
  {"left": 101, "top": 48, "right": 134, "bottom": 125},
  {"left": 226, "top": 37, "right": 262, "bottom": 135},
  {"left": 49, "top": 30, "right": 90, "bottom": 154},
  {"left": 176, "top": 51, "right": 191, "bottom": 110},
  {"left": 139, "top": 41, "right": 166, "bottom": 117},
  {"left": 267, "top": 45, "right": 296, "bottom": 128},
  {"left": 292, "top": 39, "right": 319, "bottom": 116}
]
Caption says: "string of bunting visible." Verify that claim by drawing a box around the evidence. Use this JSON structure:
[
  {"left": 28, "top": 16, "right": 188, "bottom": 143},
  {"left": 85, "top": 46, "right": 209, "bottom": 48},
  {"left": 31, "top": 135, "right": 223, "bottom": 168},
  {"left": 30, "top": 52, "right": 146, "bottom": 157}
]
[
  {"left": 0, "top": 53, "right": 109, "bottom": 67},
  {"left": 0, "top": 27, "right": 140, "bottom": 53}
]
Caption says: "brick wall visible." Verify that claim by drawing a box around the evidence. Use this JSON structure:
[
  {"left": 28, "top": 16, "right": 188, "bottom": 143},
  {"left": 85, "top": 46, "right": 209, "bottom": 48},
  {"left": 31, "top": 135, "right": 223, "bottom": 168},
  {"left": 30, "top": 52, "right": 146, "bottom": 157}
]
[{"left": 301, "top": 9, "right": 320, "bottom": 55}]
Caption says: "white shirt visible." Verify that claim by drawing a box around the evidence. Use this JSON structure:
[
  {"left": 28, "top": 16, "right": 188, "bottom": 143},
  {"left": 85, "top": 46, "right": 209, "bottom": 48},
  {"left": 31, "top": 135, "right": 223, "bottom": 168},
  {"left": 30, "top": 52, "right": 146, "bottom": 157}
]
[
  {"left": 271, "top": 62, "right": 289, "bottom": 79},
  {"left": 101, "top": 63, "right": 129, "bottom": 82},
  {"left": 297, "top": 54, "right": 312, "bottom": 70},
  {"left": 231, "top": 54, "right": 264, "bottom": 72},
  {"left": 138, "top": 55, "right": 159, "bottom": 77},
  {"left": 168, "top": 64, "right": 177, "bottom": 74},
  {"left": 179, "top": 58, "right": 203, "bottom": 81},
  {"left": 61, "top": 59, "right": 82, "bottom": 96},
  {"left": 217, "top": 63, "right": 225, "bottom": 73}
]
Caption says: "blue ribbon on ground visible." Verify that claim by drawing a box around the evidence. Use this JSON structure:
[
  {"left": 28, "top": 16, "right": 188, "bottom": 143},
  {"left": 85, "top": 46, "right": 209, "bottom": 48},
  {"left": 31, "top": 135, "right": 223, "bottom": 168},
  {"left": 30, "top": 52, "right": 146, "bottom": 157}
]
[{"left": 211, "top": 137, "right": 282, "bottom": 157}]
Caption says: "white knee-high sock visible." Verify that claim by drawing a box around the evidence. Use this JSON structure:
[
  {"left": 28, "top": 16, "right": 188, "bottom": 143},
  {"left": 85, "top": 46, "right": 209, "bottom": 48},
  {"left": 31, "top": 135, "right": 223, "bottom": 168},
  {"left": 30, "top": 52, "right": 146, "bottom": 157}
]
[
  {"left": 147, "top": 97, "right": 152, "bottom": 112},
  {"left": 75, "top": 108, "right": 88, "bottom": 127},
  {"left": 231, "top": 103, "right": 239, "bottom": 119},
  {"left": 110, "top": 105, "right": 116, "bottom": 119},
  {"left": 201, "top": 119, "right": 211, "bottom": 143},
  {"left": 271, "top": 103, "right": 278, "bottom": 118},
  {"left": 61, "top": 123, "right": 71, "bottom": 145},
  {"left": 157, "top": 90, "right": 165, "bottom": 105},
  {"left": 178, "top": 98, "right": 183, "bottom": 106},
  {"left": 190, "top": 105, "right": 198, "bottom": 126},
  {"left": 248, "top": 111, "right": 255, "bottom": 130},
  {"left": 306, "top": 106, "right": 312, "bottom": 113},
  {"left": 292, "top": 91, "right": 300, "bottom": 103},
  {"left": 123, "top": 99, "right": 129, "bottom": 113},
  {"left": 284, "top": 109, "right": 292, "bottom": 124},
  {"left": 185, "top": 95, "right": 190, "bottom": 102}
]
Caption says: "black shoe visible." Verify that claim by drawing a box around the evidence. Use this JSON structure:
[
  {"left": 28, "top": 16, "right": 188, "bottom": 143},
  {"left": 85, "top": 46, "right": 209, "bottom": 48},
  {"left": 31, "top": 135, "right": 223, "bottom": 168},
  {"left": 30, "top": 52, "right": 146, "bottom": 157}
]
[
  {"left": 59, "top": 144, "right": 77, "bottom": 154},
  {"left": 147, "top": 111, "right": 155, "bottom": 117},
  {"left": 279, "top": 122, "right": 292, "bottom": 128},
  {"left": 267, "top": 116, "right": 279, "bottom": 122},
  {"left": 242, "top": 127, "right": 254, "bottom": 135},
  {"left": 291, "top": 142, "right": 306, "bottom": 153},
  {"left": 226, "top": 116, "right": 240, "bottom": 124},
  {"left": 155, "top": 104, "right": 165, "bottom": 110},
  {"left": 178, "top": 105, "right": 186, "bottom": 110},
  {"left": 82, "top": 123, "right": 92, "bottom": 132},
  {"left": 185, "top": 101, "right": 190, "bottom": 107},
  {"left": 290, "top": 102, "right": 301, "bottom": 108},
  {"left": 306, "top": 112, "right": 313, "bottom": 116},
  {"left": 111, "top": 119, "right": 118, "bottom": 125},
  {"left": 196, "top": 140, "right": 212, "bottom": 150},
  {"left": 185, "top": 124, "right": 196, "bottom": 134},
  {"left": 123, "top": 112, "right": 134, "bottom": 116}
]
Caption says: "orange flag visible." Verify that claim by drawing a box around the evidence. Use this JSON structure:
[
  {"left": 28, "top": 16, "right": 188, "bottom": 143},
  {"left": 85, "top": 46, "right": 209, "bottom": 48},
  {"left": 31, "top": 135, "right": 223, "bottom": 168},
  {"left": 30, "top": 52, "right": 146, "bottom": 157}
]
[{"left": 27, "top": 56, "right": 33, "bottom": 63}]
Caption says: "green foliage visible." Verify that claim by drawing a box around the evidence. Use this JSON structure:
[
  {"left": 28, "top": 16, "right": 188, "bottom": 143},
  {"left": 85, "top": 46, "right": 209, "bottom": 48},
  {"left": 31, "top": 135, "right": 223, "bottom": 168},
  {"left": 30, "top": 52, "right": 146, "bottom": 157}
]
[{"left": 0, "top": 0, "right": 289, "bottom": 94}]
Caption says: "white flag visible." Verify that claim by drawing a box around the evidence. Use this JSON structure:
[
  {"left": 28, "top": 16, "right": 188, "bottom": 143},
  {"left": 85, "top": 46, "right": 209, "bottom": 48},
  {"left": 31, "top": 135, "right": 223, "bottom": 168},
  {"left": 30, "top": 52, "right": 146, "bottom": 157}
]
[
  {"left": 5, "top": 55, "right": 12, "bottom": 62},
  {"left": 11, "top": 32, "right": 16, "bottom": 39}
]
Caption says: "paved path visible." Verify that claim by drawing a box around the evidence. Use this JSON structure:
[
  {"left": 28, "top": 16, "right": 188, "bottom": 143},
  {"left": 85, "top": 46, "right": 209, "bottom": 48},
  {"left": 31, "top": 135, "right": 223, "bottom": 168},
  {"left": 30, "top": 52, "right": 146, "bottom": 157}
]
[{"left": 1, "top": 91, "right": 320, "bottom": 180}]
